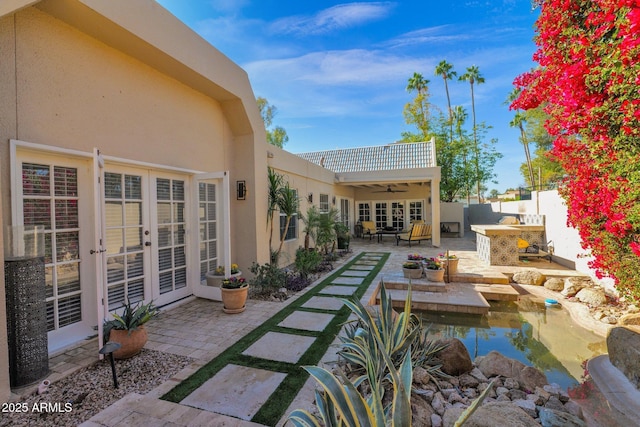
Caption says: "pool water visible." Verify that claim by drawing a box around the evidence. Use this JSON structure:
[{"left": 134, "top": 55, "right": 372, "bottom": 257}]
[{"left": 420, "top": 296, "right": 607, "bottom": 389}]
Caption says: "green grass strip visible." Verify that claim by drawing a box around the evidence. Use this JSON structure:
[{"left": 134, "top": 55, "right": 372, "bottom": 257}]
[{"left": 161, "top": 252, "right": 389, "bottom": 425}]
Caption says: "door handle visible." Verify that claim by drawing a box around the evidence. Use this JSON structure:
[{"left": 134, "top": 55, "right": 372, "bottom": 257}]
[{"left": 145, "top": 242, "right": 152, "bottom": 247}]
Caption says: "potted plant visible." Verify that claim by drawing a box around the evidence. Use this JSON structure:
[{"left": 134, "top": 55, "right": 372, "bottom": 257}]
[
  {"left": 438, "top": 252, "right": 459, "bottom": 275},
  {"left": 221, "top": 276, "right": 248, "bottom": 314},
  {"left": 205, "top": 263, "right": 241, "bottom": 287},
  {"left": 402, "top": 261, "right": 423, "bottom": 279},
  {"left": 103, "top": 299, "right": 159, "bottom": 359},
  {"left": 407, "top": 253, "right": 424, "bottom": 261},
  {"left": 335, "top": 222, "right": 350, "bottom": 250},
  {"left": 424, "top": 257, "right": 445, "bottom": 282}
]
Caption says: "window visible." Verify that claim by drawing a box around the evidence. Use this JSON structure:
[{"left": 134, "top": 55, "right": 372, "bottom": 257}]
[
  {"left": 340, "top": 199, "right": 350, "bottom": 228},
  {"left": 375, "top": 202, "right": 388, "bottom": 229},
  {"left": 199, "top": 182, "right": 218, "bottom": 281},
  {"left": 319, "top": 194, "right": 329, "bottom": 213},
  {"left": 391, "top": 202, "right": 404, "bottom": 230},
  {"left": 22, "top": 163, "right": 82, "bottom": 331},
  {"left": 358, "top": 202, "right": 371, "bottom": 222},
  {"left": 409, "top": 201, "right": 424, "bottom": 222},
  {"left": 279, "top": 212, "right": 298, "bottom": 241}
]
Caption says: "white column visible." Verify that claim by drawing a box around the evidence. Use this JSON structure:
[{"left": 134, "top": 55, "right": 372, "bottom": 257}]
[{"left": 431, "top": 179, "right": 440, "bottom": 247}]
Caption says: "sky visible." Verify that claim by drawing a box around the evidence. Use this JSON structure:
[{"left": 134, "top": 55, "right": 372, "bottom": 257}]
[{"left": 156, "top": 0, "right": 541, "bottom": 193}]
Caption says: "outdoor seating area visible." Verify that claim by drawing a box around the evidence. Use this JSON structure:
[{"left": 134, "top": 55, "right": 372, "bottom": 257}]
[{"left": 396, "top": 222, "right": 433, "bottom": 246}]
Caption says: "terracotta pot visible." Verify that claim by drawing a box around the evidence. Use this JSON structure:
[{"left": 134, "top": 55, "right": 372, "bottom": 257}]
[
  {"left": 221, "top": 284, "right": 249, "bottom": 314},
  {"left": 424, "top": 268, "right": 445, "bottom": 282},
  {"left": 403, "top": 267, "right": 423, "bottom": 279},
  {"left": 109, "top": 326, "right": 148, "bottom": 359}
]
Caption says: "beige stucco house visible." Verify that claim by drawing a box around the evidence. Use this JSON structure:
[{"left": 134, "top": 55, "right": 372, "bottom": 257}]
[{"left": 0, "top": 0, "right": 442, "bottom": 399}]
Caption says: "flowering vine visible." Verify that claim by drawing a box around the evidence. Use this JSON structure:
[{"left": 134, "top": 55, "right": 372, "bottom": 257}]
[{"left": 513, "top": 0, "right": 640, "bottom": 300}]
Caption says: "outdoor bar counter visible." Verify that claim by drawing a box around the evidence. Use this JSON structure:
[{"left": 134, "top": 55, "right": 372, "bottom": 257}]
[{"left": 470, "top": 224, "right": 545, "bottom": 266}]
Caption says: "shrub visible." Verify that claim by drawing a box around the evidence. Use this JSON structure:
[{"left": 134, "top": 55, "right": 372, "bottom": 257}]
[
  {"left": 248, "top": 262, "right": 286, "bottom": 296},
  {"left": 294, "top": 248, "right": 322, "bottom": 279}
]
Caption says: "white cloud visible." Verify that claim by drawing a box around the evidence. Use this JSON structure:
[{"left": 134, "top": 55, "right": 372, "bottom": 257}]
[{"left": 269, "top": 2, "right": 396, "bottom": 36}]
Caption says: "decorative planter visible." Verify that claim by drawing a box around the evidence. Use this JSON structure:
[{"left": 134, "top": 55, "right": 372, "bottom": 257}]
[
  {"left": 403, "top": 267, "right": 423, "bottom": 279},
  {"left": 424, "top": 268, "right": 445, "bottom": 282},
  {"left": 109, "top": 326, "right": 148, "bottom": 359},
  {"left": 206, "top": 271, "right": 242, "bottom": 287},
  {"left": 440, "top": 258, "right": 459, "bottom": 275},
  {"left": 221, "top": 284, "right": 249, "bottom": 314}
]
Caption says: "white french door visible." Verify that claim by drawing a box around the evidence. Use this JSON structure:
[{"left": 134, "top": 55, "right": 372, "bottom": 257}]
[{"left": 100, "top": 166, "right": 191, "bottom": 311}]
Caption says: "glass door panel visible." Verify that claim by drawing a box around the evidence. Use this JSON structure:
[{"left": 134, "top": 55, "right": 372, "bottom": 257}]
[{"left": 104, "top": 172, "right": 146, "bottom": 310}]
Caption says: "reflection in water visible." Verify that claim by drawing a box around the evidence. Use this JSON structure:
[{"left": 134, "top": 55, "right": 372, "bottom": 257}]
[{"left": 420, "top": 296, "right": 606, "bottom": 389}]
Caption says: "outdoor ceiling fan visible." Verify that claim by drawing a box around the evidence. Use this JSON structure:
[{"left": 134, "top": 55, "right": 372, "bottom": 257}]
[{"left": 373, "top": 185, "right": 407, "bottom": 193}]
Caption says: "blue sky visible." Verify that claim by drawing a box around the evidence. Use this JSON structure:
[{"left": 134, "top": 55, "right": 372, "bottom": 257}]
[{"left": 157, "top": 0, "right": 540, "bottom": 193}]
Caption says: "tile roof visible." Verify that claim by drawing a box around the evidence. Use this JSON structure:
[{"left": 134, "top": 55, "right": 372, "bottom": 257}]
[{"left": 295, "top": 142, "right": 435, "bottom": 173}]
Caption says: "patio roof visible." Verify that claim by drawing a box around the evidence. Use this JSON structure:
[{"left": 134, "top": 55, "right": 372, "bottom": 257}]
[{"left": 296, "top": 141, "right": 436, "bottom": 173}]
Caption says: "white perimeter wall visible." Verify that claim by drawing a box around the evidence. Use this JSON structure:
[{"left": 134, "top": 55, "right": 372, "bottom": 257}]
[{"left": 469, "top": 190, "right": 616, "bottom": 293}]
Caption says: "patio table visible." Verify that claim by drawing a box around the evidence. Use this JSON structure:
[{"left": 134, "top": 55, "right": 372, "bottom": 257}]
[{"left": 376, "top": 229, "right": 400, "bottom": 243}]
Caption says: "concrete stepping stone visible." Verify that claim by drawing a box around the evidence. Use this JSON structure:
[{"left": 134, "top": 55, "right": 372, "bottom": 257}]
[
  {"left": 181, "top": 364, "right": 287, "bottom": 420},
  {"left": 302, "top": 296, "right": 345, "bottom": 311},
  {"left": 341, "top": 270, "right": 369, "bottom": 277},
  {"left": 332, "top": 276, "right": 364, "bottom": 285},
  {"left": 319, "top": 285, "right": 358, "bottom": 296},
  {"left": 278, "top": 311, "right": 335, "bottom": 332},
  {"left": 349, "top": 265, "right": 375, "bottom": 271},
  {"left": 242, "top": 331, "right": 316, "bottom": 363}
]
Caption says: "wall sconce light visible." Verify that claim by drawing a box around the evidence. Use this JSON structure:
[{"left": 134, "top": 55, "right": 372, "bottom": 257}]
[
  {"left": 307, "top": 193, "right": 313, "bottom": 203},
  {"left": 332, "top": 196, "right": 336, "bottom": 205},
  {"left": 237, "top": 180, "right": 246, "bottom": 200}
]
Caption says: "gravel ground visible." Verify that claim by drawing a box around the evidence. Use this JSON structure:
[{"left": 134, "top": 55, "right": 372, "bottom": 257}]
[{"left": 0, "top": 349, "right": 193, "bottom": 427}]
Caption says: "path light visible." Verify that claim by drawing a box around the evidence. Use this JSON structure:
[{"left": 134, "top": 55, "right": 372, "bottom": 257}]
[{"left": 99, "top": 342, "right": 122, "bottom": 388}]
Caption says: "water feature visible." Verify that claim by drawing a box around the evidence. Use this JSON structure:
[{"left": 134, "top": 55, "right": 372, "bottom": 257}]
[{"left": 421, "top": 295, "right": 607, "bottom": 389}]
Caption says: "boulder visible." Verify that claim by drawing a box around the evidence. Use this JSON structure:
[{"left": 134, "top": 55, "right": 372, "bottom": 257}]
[
  {"left": 538, "top": 407, "right": 586, "bottom": 427},
  {"left": 453, "top": 402, "right": 539, "bottom": 427},
  {"left": 434, "top": 338, "right": 473, "bottom": 376},
  {"left": 512, "top": 270, "right": 545, "bottom": 286},
  {"left": 575, "top": 287, "right": 607, "bottom": 307},
  {"left": 544, "top": 278, "right": 565, "bottom": 292},
  {"left": 477, "top": 350, "right": 526, "bottom": 379},
  {"left": 411, "top": 394, "right": 434, "bottom": 427},
  {"left": 607, "top": 326, "right": 640, "bottom": 389},
  {"left": 561, "top": 277, "right": 591, "bottom": 297},
  {"left": 519, "top": 366, "right": 549, "bottom": 392}
]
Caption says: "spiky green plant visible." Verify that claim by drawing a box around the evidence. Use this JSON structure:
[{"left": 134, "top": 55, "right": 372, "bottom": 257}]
[{"left": 103, "top": 299, "right": 159, "bottom": 342}]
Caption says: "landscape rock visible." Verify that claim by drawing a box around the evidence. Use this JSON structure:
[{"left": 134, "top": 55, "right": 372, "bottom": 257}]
[
  {"left": 469, "top": 367, "right": 488, "bottom": 382},
  {"left": 431, "top": 413, "right": 443, "bottom": 427},
  {"left": 411, "top": 394, "right": 434, "bottom": 427},
  {"left": 607, "top": 326, "right": 640, "bottom": 389},
  {"left": 457, "top": 402, "right": 539, "bottom": 427},
  {"left": 512, "top": 270, "right": 545, "bottom": 286},
  {"left": 435, "top": 338, "right": 474, "bottom": 375},
  {"left": 459, "top": 373, "right": 480, "bottom": 388},
  {"left": 544, "top": 396, "right": 565, "bottom": 411},
  {"left": 561, "top": 277, "right": 591, "bottom": 297},
  {"left": 575, "top": 287, "right": 607, "bottom": 307},
  {"left": 563, "top": 400, "right": 583, "bottom": 418},
  {"left": 512, "top": 399, "right": 537, "bottom": 418},
  {"left": 544, "top": 278, "right": 565, "bottom": 291},
  {"left": 414, "top": 366, "right": 433, "bottom": 385},
  {"left": 477, "top": 350, "right": 526, "bottom": 379},
  {"left": 519, "top": 366, "right": 549, "bottom": 392},
  {"left": 538, "top": 407, "right": 586, "bottom": 427}
]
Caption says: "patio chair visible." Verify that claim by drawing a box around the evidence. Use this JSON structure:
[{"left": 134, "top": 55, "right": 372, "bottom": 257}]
[
  {"left": 517, "top": 238, "right": 553, "bottom": 262},
  {"left": 361, "top": 221, "right": 377, "bottom": 240}
]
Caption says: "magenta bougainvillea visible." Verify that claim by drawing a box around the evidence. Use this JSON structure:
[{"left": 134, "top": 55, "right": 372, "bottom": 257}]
[{"left": 512, "top": 0, "right": 640, "bottom": 300}]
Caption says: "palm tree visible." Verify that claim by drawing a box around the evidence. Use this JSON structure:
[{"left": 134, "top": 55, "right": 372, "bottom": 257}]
[
  {"left": 459, "top": 65, "right": 485, "bottom": 203},
  {"left": 452, "top": 106, "right": 471, "bottom": 205},
  {"left": 267, "top": 167, "right": 284, "bottom": 257},
  {"left": 406, "top": 72, "right": 429, "bottom": 95},
  {"left": 276, "top": 182, "right": 299, "bottom": 262},
  {"left": 435, "top": 60, "right": 457, "bottom": 144},
  {"left": 510, "top": 112, "right": 535, "bottom": 188},
  {"left": 506, "top": 88, "right": 535, "bottom": 189}
]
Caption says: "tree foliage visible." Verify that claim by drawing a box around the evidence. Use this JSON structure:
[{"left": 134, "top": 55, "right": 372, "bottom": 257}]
[
  {"left": 512, "top": 0, "right": 640, "bottom": 300},
  {"left": 402, "top": 70, "right": 501, "bottom": 202},
  {"left": 257, "top": 96, "right": 289, "bottom": 148}
]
